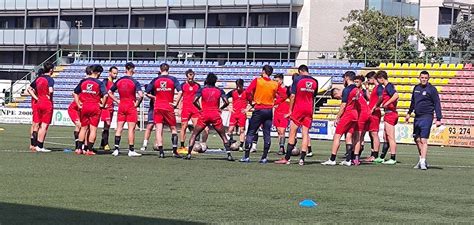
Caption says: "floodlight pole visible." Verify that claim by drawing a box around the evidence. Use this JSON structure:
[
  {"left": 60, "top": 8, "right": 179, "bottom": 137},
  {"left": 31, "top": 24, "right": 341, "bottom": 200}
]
[{"left": 75, "top": 20, "right": 83, "bottom": 56}]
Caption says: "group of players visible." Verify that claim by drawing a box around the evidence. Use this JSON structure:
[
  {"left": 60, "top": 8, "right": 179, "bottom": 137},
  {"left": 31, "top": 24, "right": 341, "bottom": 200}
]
[{"left": 27, "top": 61, "right": 439, "bottom": 168}]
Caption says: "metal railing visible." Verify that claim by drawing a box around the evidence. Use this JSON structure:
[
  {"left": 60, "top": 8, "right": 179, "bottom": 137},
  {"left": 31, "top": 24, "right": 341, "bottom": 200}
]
[
  {"left": 3, "top": 49, "right": 63, "bottom": 104},
  {"left": 62, "top": 49, "right": 474, "bottom": 66}
]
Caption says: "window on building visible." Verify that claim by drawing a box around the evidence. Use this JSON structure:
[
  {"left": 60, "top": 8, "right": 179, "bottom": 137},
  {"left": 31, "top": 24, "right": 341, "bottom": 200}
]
[
  {"left": 32, "top": 17, "right": 52, "bottom": 28},
  {"left": 439, "top": 7, "right": 459, "bottom": 25},
  {"left": 15, "top": 17, "right": 24, "bottom": 28},
  {"left": 257, "top": 14, "right": 268, "bottom": 27},
  {"left": 217, "top": 14, "right": 227, "bottom": 27},
  {"left": 185, "top": 19, "right": 205, "bottom": 28},
  {"left": 239, "top": 15, "right": 246, "bottom": 27},
  {"left": 137, "top": 16, "right": 145, "bottom": 28},
  {"left": 0, "top": 20, "right": 7, "bottom": 28}
]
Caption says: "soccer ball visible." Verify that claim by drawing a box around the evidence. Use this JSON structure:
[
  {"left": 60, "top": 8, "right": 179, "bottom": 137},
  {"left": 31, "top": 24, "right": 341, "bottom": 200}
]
[
  {"left": 291, "top": 148, "right": 301, "bottom": 156},
  {"left": 193, "top": 142, "right": 204, "bottom": 153},
  {"left": 200, "top": 142, "right": 208, "bottom": 153},
  {"left": 230, "top": 142, "right": 240, "bottom": 151}
]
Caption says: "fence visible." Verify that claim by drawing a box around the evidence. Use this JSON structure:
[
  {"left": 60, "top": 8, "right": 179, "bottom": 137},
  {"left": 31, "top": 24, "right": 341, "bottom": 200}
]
[
  {"left": 63, "top": 49, "right": 474, "bottom": 66},
  {"left": 2, "top": 49, "right": 63, "bottom": 104}
]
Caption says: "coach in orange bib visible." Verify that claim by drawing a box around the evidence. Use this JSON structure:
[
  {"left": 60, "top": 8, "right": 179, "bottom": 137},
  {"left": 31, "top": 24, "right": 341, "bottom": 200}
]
[{"left": 239, "top": 65, "right": 279, "bottom": 164}]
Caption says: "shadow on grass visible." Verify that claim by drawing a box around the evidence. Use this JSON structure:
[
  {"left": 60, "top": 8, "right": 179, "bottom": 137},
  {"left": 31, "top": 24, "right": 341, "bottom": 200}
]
[{"left": 0, "top": 202, "right": 204, "bottom": 225}]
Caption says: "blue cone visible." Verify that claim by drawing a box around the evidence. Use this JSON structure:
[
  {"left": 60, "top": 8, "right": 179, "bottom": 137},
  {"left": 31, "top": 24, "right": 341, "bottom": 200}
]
[
  {"left": 299, "top": 199, "right": 318, "bottom": 208},
  {"left": 63, "top": 149, "right": 73, "bottom": 153}
]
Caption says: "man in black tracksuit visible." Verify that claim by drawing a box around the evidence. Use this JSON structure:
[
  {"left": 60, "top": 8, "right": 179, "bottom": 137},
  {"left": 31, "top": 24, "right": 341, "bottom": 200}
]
[{"left": 406, "top": 71, "right": 442, "bottom": 170}]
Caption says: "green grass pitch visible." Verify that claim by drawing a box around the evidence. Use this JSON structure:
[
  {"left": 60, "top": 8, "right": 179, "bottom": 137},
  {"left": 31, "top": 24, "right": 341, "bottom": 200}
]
[{"left": 0, "top": 123, "right": 472, "bottom": 224}]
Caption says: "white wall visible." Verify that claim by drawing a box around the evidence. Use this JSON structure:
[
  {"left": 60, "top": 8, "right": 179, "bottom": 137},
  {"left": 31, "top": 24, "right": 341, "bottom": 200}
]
[
  {"left": 418, "top": 0, "right": 444, "bottom": 42},
  {"left": 296, "top": 0, "right": 365, "bottom": 63}
]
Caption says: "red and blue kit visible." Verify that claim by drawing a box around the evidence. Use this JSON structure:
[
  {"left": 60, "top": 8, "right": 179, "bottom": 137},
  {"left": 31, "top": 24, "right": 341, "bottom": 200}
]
[
  {"left": 356, "top": 89, "right": 370, "bottom": 132},
  {"left": 31, "top": 96, "right": 39, "bottom": 123},
  {"left": 366, "top": 84, "right": 383, "bottom": 132},
  {"left": 273, "top": 86, "right": 290, "bottom": 128},
  {"left": 67, "top": 100, "right": 81, "bottom": 125},
  {"left": 382, "top": 83, "right": 398, "bottom": 126},
  {"left": 100, "top": 78, "right": 115, "bottom": 123},
  {"left": 226, "top": 89, "right": 248, "bottom": 127},
  {"left": 109, "top": 76, "right": 142, "bottom": 122},
  {"left": 290, "top": 75, "right": 318, "bottom": 128},
  {"left": 335, "top": 84, "right": 359, "bottom": 135},
  {"left": 74, "top": 78, "right": 107, "bottom": 127},
  {"left": 180, "top": 81, "right": 201, "bottom": 124},
  {"left": 30, "top": 75, "right": 54, "bottom": 124},
  {"left": 145, "top": 75, "right": 181, "bottom": 126},
  {"left": 196, "top": 86, "right": 226, "bottom": 130}
]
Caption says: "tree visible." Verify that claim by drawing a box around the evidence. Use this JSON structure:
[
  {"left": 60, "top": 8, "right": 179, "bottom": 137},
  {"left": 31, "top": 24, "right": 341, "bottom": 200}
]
[
  {"left": 340, "top": 9, "right": 452, "bottom": 66},
  {"left": 340, "top": 10, "right": 421, "bottom": 67},
  {"left": 420, "top": 35, "right": 454, "bottom": 63},
  {"left": 449, "top": 17, "right": 473, "bottom": 62}
]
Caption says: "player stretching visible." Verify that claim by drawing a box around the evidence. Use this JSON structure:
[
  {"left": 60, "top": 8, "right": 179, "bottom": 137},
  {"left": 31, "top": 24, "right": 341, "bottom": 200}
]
[
  {"left": 177, "top": 69, "right": 207, "bottom": 154},
  {"left": 275, "top": 65, "right": 318, "bottom": 166},
  {"left": 375, "top": 71, "right": 399, "bottom": 165},
  {"left": 145, "top": 63, "right": 182, "bottom": 158},
  {"left": 29, "top": 68, "right": 43, "bottom": 151},
  {"left": 73, "top": 65, "right": 107, "bottom": 155},
  {"left": 99, "top": 66, "right": 118, "bottom": 150},
  {"left": 363, "top": 71, "right": 383, "bottom": 162},
  {"left": 27, "top": 63, "right": 55, "bottom": 152},
  {"left": 322, "top": 71, "right": 359, "bottom": 166},
  {"left": 406, "top": 71, "right": 442, "bottom": 170},
  {"left": 352, "top": 75, "right": 370, "bottom": 166},
  {"left": 185, "top": 73, "right": 234, "bottom": 161},
  {"left": 272, "top": 74, "right": 290, "bottom": 155},
  {"left": 226, "top": 79, "right": 249, "bottom": 151},
  {"left": 108, "top": 62, "right": 144, "bottom": 157},
  {"left": 240, "top": 65, "right": 279, "bottom": 164}
]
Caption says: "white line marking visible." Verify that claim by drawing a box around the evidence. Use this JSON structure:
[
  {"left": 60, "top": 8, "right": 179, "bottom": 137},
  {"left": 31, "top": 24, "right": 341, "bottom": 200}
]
[{"left": 44, "top": 141, "right": 72, "bottom": 146}]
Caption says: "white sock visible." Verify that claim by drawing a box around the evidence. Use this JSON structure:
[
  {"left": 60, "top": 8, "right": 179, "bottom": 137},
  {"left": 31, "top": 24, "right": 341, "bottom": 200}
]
[
  {"left": 143, "top": 140, "right": 148, "bottom": 147},
  {"left": 251, "top": 143, "right": 257, "bottom": 149},
  {"left": 420, "top": 158, "right": 426, "bottom": 164}
]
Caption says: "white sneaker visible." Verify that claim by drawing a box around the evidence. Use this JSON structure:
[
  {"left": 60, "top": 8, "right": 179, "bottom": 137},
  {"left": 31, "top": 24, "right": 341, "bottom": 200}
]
[
  {"left": 321, "top": 159, "right": 336, "bottom": 166},
  {"left": 140, "top": 146, "right": 147, "bottom": 151},
  {"left": 307, "top": 152, "right": 314, "bottom": 157},
  {"left": 339, "top": 160, "right": 351, "bottom": 166},
  {"left": 420, "top": 162, "right": 428, "bottom": 170},
  {"left": 35, "top": 146, "right": 51, "bottom": 153},
  {"left": 128, "top": 151, "right": 142, "bottom": 157},
  {"left": 413, "top": 162, "right": 420, "bottom": 169},
  {"left": 112, "top": 149, "right": 119, "bottom": 157}
]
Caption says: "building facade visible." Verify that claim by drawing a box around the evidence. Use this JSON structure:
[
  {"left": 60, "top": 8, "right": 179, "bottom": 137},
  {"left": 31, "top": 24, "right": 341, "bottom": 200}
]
[
  {"left": 0, "top": 0, "right": 304, "bottom": 75},
  {"left": 0, "top": 0, "right": 471, "bottom": 80}
]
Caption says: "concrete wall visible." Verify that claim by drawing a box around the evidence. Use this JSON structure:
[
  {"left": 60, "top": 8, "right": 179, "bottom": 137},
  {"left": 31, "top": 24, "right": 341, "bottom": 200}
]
[
  {"left": 418, "top": 0, "right": 443, "bottom": 40},
  {"left": 296, "top": 0, "right": 365, "bottom": 62}
]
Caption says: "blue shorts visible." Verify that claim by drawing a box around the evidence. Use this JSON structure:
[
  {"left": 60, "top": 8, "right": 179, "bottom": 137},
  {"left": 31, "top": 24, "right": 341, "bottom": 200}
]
[
  {"left": 147, "top": 109, "right": 154, "bottom": 123},
  {"left": 413, "top": 117, "right": 433, "bottom": 139}
]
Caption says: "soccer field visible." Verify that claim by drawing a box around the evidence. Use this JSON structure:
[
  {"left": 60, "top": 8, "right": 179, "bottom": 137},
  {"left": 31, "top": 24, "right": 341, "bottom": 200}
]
[{"left": 0, "top": 123, "right": 472, "bottom": 224}]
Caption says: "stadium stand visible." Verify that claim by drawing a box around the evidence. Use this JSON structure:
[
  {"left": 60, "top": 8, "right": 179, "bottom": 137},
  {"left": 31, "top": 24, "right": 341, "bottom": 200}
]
[
  {"left": 317, "top": 63, "right": 474, "bottom": 125},
  {"left": 6, "top": 61, "right": 473, "bottom": 126},
  {"left": 7, "top": 60, "right": 364, "bottom": 110}
]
